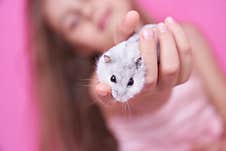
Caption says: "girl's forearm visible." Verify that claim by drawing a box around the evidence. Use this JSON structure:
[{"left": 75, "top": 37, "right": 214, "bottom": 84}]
[{"left": 183, "top": 24, "right": 226, "bottom": 129}]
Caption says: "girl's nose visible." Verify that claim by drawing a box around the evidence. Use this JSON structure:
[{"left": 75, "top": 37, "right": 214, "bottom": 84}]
[{"left": 81, "top": 3, "right": 94, "bottom": 20}]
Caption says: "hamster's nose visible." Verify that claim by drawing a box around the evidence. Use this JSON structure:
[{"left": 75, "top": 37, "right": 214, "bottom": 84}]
[
  {"left": 118, "top": 90, "right": 127, "bottom": 97},
  {"left": 112, "top": 89, "right": 126, "bottom": 100}
]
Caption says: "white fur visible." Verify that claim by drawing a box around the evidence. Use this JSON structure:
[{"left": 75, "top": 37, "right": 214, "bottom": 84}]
[{"left": 96, "top": 24, "right": 157, "bottom": 102}]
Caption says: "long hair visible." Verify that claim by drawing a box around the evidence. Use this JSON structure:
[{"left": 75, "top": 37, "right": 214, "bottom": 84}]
[{"left": 28, "top": 0, "right": 118, "bottom": 151}]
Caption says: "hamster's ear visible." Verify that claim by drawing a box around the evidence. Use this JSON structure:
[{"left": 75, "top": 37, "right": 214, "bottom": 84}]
[
  {"left": 104, "top": 55, "right": 112, "bottom": 63},
  {"left": 135, "top": 57, "right": 142, "bottom": 69}
]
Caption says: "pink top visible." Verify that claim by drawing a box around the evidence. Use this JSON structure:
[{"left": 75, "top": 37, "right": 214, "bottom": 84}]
[{"left": 108, "top": 72, "right": 223, "bottom": 151}]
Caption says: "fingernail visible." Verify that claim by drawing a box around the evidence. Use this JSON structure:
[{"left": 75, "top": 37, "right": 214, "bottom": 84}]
[
  {"left": 124, "top": 11, "right": 134, "bottom": 22},
  {"left": 165, "top": 17, "right": 174, "bottom": 23},
  {"left": 142, "top": 28, "right": 153, "bottom": 40},
  {"left": 158, "top": 23, "right": 167, "bottom": 33}
]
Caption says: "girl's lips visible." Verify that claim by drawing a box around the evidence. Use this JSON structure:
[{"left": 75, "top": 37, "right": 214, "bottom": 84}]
[{"left": 97, "top": 8, "right": 112, "bottom": 31}]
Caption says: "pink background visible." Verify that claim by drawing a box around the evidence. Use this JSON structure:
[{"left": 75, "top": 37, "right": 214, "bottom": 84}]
[
  {"left": 0, "top": 0, "right": 225, "bottom": 151},
  {"left": 0, "top": 0, "right": 38, "bottom": 151},
  {"left": 137, "top": 0, "right": 226, "bottom": 73}
]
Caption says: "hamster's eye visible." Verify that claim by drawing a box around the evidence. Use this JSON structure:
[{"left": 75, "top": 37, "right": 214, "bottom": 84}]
[
  {"left": 127, "top": 78, "right": 134, "bottom": 86},
  {"left": 110, "top": 75, "right": 117, "bottom": 83}
]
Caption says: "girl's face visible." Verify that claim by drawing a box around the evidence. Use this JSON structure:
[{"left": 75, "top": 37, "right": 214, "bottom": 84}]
[{"left": 43, "top": 0, "right": 133, "bottom": 55}]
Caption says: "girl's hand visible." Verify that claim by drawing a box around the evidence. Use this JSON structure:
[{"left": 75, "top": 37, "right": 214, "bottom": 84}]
[{"left": 92, "top": 11, "right": 192, "bottom": 107}]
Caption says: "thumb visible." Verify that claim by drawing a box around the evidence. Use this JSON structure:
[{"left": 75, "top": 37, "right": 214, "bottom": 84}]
[
  {"left": 95, "top": 83, "right": 115, "bottom": 106},
  {"left": 114, "top": 10, "right": 140, "bottom": 44}
]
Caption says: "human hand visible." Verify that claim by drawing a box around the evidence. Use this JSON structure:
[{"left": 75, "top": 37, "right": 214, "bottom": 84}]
[
  {"left": 91, "top": 11, "right": 141, "bottom": 106},
  {"left": 92, "top": 11, "right": 192, "bottom": 107}
]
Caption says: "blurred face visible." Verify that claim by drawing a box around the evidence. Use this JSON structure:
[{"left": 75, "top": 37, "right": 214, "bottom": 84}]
[{"left": 43, "top": 0, "right": 133, "bottom": 55}]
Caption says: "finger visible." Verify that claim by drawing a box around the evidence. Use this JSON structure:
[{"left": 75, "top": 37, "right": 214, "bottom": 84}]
[
  {"left": 95, "top": 83, "right": 115, "bottom": 106},
  {"left": 157, "top": 23, "right": 180, "bottom": 88},
  {"left": 139, "top": 27, "right": 158, "bottom": 90},
  {"left": 114, "top": 10, "right": 140, "bottom": 44},
  {"left": 165, "top": 17, "right": 192, "bottom": 84}
]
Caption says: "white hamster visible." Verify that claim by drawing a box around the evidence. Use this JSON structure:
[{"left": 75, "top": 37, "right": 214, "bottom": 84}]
[{"left": 96, "top": 24, "right": 158, "bottom": 102}]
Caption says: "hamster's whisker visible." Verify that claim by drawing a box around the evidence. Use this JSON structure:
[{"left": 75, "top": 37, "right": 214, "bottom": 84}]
[
  {"left": 120, "top": 102, "right": 133, "bottom": 119},
  {"left": 123, "top": 103, "right": 127, "bottom": 117},
  {"left": 79, "top": 84, "right": 91, "bottom": 88},
  {"left": 79, "top": 83, "right": 95, "bottom": 88},
  {"left": 78, "top": 78, "right": 92, "bottom": 82},
  {"left": 86, "top": 101, "right": 96, "bottom": 108},
  {"left": 125, "top": 103, "right": 129, "bottom": 115},
  {"left": 122, "top": 104, "right": 125, "bottom": 115},
  {"left": 121, "top": 104, "right": 126, "bottom": 116},
  {"left": 80, "top": 78, "right": 92, "bottom": 80},
  {"left": 79, "top": 79, "right": 92, "bottom": 81},
  {"left": 125, "top": 102, "right": 130, "bottom": 119}
]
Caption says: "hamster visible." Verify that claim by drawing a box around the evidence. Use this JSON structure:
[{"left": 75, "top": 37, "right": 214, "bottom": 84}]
[{"left": 96, "top": 24, "right": 158, "bottom": 102}]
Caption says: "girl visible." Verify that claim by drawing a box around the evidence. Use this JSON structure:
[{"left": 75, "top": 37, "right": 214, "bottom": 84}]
[{"left": 29, "top": 0, "right": 226, "bottom": 150}]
